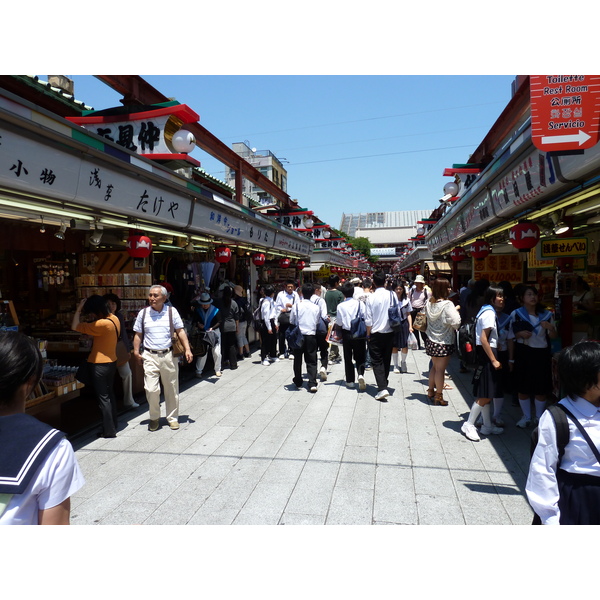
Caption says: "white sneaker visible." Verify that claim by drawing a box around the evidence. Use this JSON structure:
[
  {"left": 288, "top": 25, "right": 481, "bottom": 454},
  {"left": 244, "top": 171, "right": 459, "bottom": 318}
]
[
  {"left": 262, "top": 359, "right": 270, "bottom": 366},
  {"left": 375, "top": 389, "right": 389, "bottom": 401},
  {"left": 393, "top": 367, "right": 400, "bottom": 374},
  {"left": 319, "top": 367, "right": 327, "bottom": 381},
  {"left": 480, "top": 424, "right": 504, "bottom": 435},
  {"left": 516, "top": 416, "right": 532, "bottom": 428},
  {"left": 346, "top": 382, "right": 355, "bottom": 389},
  {"left": 215, "top": 371, "right": 222, "bottom": 377},
  {"left": 358, "top": 375, "right": 366, "bottom": 391},
  {"left": 310, "top": 385, "right": 318, "bottom": 393},
  {"left": 461, "top": 421, "right": 481, "bottom": 442}
]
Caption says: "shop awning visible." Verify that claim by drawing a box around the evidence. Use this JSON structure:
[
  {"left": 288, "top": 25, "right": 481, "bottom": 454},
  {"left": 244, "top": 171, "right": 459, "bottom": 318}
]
[
  {"left": 303, "top": 262, "right": 326, "bottom": 272},
  {"left": 425, "top": 260, "right": 452, "bottom": 271}
]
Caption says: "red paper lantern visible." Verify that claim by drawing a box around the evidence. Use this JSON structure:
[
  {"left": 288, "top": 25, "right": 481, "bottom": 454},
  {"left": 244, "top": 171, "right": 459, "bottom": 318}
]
[
  {"left": 450, "top": 246, "right": 467, "bottom": 262},
  {"left": 279, "top": 257, "right": 291, "bottom": 268},
  {"left": 215, "top": 246, "right": 231, "bottom": 263},
  {"left": 469, "top": 239, "right": 491, "bottom": 260},
  {"left": 296, "top": 260, "right": 306, "bottom": 270},
  {"left": 252, "top": 253, "right": 266, "bottom": 267},
  {"left": 509, "top": 221, "right": 540, "bottom": 252},
  {"left": 126, "top": 234, "right": 152, "bottom": 258}
]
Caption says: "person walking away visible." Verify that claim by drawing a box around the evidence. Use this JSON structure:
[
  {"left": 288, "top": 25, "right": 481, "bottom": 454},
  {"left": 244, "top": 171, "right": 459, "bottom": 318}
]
[
  {"left": 409, "top": 275, "right": 430, "bottom": 350},
  {"left": 215, "top": 285, "right": 240, "bottom": 371},
  {"left": 233, "top": 285, "right": 251, "bottom": 359},
  {"left": 193, "top": 292, "right": 222, "bottom": 378},
  {"left": 0, "top": 331, "right": 85, "bottom": 524},
  {"left": 289, "top": 282, "right": 321, "bottom": 392},
  {"left": 357, "top": 277, "right": 373, "bottom": 369},
  {"left": 260, "top": 285, "right": 279, "bottom": 365},
  {"left": 365, "top": 271, "right": 396, "bottom": 401},
  {"left": 336, "top": 281, "right": 367, "bottom": 390},
  {"left": 103, "top": 293, "right": 139, "bottom": 409},
  {"left": 132, "top": 285, "right": 193, "bottom": 432},
  {"left": 527, "top": 341, "right": 600, "bottom": 524},
  {"left": 507, "top": 285, "right": 557, "bottom": 428},
  {"left": 72, "top": 295, "right": 121, "bottom": 438},
  {"left": 461, "top": 285, "right": 505, "bottom": 441},
  {"left": 310, "top": 284, "right": 330, "bottom": 382},
  {"left": 275, "top": 280, "right": 300, "bottom": 359},
  {"left": 424, "top": 278, "right": 461, "bottom": 406},
  {"left": 391, "top": 280, "right": 413, "bottom": 374},
  {"left": 325, "top": 274, "right": 344, "bottom": 363}
]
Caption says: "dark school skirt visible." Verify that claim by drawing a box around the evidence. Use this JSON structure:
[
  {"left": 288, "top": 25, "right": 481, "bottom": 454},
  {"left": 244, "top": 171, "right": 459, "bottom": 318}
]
[
  {"left": 393, "top": 318, "right": 409, "bottom": 350},
  {"left": 513, "top": 344, "right": 552, "bottom": 396},
  {"left": 557, "top": 469, "right": 600, "bottom": 525},
  {"left": 472, "top": 345, "right": 502, "bottom": 399}
]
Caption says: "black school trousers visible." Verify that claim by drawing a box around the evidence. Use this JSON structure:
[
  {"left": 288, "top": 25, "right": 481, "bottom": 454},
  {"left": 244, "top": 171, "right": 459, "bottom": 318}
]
[{"left": 368, "top": 331, "right": 394, "bottom": 391}]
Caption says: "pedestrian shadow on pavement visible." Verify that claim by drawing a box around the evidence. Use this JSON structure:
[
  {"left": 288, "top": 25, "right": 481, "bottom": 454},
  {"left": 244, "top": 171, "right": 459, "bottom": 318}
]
[{"left": 460, "top": 481, "right": 523, "bottom": 495}]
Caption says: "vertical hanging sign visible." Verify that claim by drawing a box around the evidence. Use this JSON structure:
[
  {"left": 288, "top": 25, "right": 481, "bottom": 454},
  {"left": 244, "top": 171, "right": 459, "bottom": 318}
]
[{"left": 530, "top": 75, "right": 600, "bottom": 151}]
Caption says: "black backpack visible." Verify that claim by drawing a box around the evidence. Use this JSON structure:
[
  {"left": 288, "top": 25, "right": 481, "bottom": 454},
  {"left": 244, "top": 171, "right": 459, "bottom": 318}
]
[
  {"left": 457, "top": 317, "right": 477, "bottom": 365},
  {"left": 530, "top": 404, "right": 570, "bottom": 464}
]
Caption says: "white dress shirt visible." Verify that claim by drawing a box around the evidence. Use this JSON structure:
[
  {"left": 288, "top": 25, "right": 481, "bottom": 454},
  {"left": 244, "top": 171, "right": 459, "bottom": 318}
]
[
  {"left": 274, "top": 290, "right": 300, "bottom": 315},
  {"left": 289, "top": 299, "right": 320, "bottom": 335},
  {"left": 134, "top": 305, "right": 183, "bottom": 350},
  {"left": 261, "top": 297, "right": 277, "bottom": 331},
  {"left": 365, "top": 287, "right": 394, "bottom": 334},
  {"left": 526, "top": 395, "right": 600, "bottom": 524},
  {"left": 310, "top": 294, "right": 328, "bottom": 320},
  {"left": 336, "top": 297, "right": 364, "bottom": 331}
]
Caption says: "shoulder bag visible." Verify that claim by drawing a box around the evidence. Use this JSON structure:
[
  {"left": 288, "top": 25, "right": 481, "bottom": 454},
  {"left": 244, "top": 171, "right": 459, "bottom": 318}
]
[
  {"left": 168, "top": 306, "right": 186, "bottom": 357},
  {"left": 388, "top": 291, "right": 402, "bottom": 332},
  {"left": 285, "top": 304, "right": 304, "bottom": 351}
]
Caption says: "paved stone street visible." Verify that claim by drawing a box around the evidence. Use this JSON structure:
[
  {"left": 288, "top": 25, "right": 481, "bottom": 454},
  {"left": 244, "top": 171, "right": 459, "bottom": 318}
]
[{"left": 69, "top": 346, "right": 535, "bottom": 525}]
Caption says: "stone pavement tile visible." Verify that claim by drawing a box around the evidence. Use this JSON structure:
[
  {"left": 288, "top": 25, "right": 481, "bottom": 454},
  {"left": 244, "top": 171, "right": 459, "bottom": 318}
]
[
  {"left": 233, "top": 510, "right": 283, "bottom": 525},
  {"left": 322, "top": 405, "right": 355, "bottom": 432},
  {"left": 243, "top": 427, "right": 291, "bottom": 460},
  {"left": 285, "top": 461, "right": 339, "bottom": 515},
  {"left": 373, "top": 465, "right": 418, "bottom": 525},
  {"left": 258, "top": 457, "right": 305, "bottom": 485},
  {"left": 236, "top": 481, "right": 295, "bottom": 521},
  {"left": 309, "top": 428, "right": 349, "bottom": 462},
  {"left": 413, "top": 466, "right": 457, "bottom": 497},
  {"left": 416, "top": 493, "right": 465, "bottom": 524},
  {"left": 336, "top": 445, "right": 376, "bottom": 490},
  {"left": 99, "top": 501, "right": 159, "bottom": 525},
  {"left": 347, "top": 415, "right": 380, "bottom": 448},
  {"left": 280, "top": 512, "right": 326, "bottom": 525},
  {"left": 275, "top": 439, "right": 313, "bottom": 461},
  {"left": 326, "top": 486, "right": 374, "bottom": 525},
  {"left": 187, "top": 507, "right": 239, "bottom": 525},
  {"left": 184, "top": 425, "right": 238, "bottom": 456},
  {"left": 71, "top": 484, "right": 132, "bottom": 524},
  {"left": 376, "top": 432, "right": 411, "bottom": 466}
]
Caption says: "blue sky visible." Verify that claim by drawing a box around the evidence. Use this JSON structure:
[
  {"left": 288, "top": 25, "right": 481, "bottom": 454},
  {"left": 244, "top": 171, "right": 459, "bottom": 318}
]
[{"left": 66, "top": 74, "right": 516, "bottom": 231}]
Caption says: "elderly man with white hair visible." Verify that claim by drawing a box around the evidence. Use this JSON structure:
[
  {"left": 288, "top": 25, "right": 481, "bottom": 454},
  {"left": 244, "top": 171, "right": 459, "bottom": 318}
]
[{"left": 133, "top": 285, "right": 193, "bottom": 432}]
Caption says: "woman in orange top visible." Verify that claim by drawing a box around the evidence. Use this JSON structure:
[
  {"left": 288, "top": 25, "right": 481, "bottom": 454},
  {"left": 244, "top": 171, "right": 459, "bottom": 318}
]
[{"left": 71, "top": 295, "right": 120, "bottom": 438}]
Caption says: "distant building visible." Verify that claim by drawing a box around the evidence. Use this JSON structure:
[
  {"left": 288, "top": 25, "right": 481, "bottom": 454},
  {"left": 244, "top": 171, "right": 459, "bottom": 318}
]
[
  {"left": 226, "top": 141, "right": 288, "bottom": 207},
  {"left": 340, "top": 210, "right": 431, "bottom": 241}
]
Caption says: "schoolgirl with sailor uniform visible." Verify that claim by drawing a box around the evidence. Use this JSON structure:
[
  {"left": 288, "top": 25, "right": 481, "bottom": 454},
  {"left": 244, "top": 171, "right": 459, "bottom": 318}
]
[
  {"left": 260, "top": 285, "right": 279, "bottom": 365},
  {"left": 526, "top": 341, "right": 600, "bottom": 524},
  {"left": 507, "top": 286, "right": 557, "bottom": 428}
]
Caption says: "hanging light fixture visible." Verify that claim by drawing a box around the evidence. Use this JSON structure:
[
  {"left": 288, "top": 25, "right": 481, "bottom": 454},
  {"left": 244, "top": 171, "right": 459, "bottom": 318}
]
[
  {"left": 54, "top": 222, "right": 67, "bottom": 240},
  {"left": 39, "top": 215, "right": 46, "bottom": 234},
  {"left": 89, "top": 223, "right": 104, "bottom": 246},
  {"left": 551, "top": 212, "right": 570, "bottom": 235}
]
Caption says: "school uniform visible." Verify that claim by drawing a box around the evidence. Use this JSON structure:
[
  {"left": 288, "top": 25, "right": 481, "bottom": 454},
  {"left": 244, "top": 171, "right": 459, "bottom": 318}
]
[
  {"left": 260, "top": 297, "right": 278, "bottom": 361},
  {"left": 310, "top": 294, "right": 329, "bottom": 371},
  {"left": 473, "top": 305, "right": 501, "bottom": 399},
  {"left": 289, "top": 299, "right": 321, "bottom": 389},
  {"left": 527, "top": 395, "right": 600, "bottom": 524},
  {"left": 336, "top": 297, "right": 367, "bottom": 385},
  {"left": 365, "top": 287, "right": 395, "bottom": 392}
]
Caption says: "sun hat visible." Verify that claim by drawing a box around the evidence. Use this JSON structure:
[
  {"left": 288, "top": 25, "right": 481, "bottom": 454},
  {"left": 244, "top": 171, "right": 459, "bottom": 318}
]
[
  {"left": 198, "top": 292, "right": 213, "bottom": 304},
  {"left": 233, "top": 285, "right": 244, "bottom": 296},
  {"left": 414, "top": 275, "right": 426, "bottom": 284}
]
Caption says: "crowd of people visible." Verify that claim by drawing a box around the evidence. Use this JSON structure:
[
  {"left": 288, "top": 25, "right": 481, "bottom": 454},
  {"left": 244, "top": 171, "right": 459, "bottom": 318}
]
[{"left": 4, "top": 271, "right": 600, "bottom": 525}]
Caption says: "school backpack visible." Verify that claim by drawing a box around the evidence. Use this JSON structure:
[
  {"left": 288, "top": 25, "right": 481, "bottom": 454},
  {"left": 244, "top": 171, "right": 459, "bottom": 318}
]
[
  {"left": 350, "top": 303, "right": 367, "bottom": 339},
  {"left": 530, "top": 404, "right": 570, "bottom": 465},
  {"left": 252, "top": 298, "right": 265, "bottom": 330},
  {"left": 457, "top": 306, "right": 494, "bottom": 366}
]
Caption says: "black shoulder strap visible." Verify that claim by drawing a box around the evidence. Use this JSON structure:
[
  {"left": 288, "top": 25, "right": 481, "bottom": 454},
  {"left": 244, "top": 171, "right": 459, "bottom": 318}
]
[
  {"left": 548, "top": 404, "right": 570, "bottom": 465},
  {"left": 557, "top": 403, "right": 600, "bottom": 464}
]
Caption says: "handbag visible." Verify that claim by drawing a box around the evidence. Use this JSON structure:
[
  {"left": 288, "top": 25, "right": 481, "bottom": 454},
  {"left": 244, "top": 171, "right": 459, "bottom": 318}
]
[
  {"left": 285, "top": 304, "right": 304, "bottom": 351},
  {"left": 189, "top": 333, "right": 208, "bottom": 357},
  {"left": 388, "top": 291, "right": 402, "bottom": 332},
  {"left": 413, "top": 310, "right": 427, "bottom": 331},
  {"left": 76, "top": 360, "right": 93, "bottom": 387},
  {"left": 109, "top": 317, "right": 130, "bottom": 366},
  {"left": 350, "top": 304, "right": 367, "bottom": 339},
  {"left": 168, "top": 306, "right": 186, "bottom": 357}
]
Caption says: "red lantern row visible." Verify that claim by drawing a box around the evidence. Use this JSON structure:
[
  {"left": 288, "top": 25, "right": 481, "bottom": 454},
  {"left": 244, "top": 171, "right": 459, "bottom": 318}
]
[
  {"left": 469, "top": 239, "right": 491, "bottom": 261},
  {"left": 215, "top": 246, "right": 232, "bottom": 263},
  {"left": 509, "top": 221, "right": 540, "bottom": 252}
]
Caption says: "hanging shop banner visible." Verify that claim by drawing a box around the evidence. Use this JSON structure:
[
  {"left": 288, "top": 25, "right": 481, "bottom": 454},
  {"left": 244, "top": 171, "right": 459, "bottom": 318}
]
[
  {"left": 539, "top": 237, "right": 588, "bottom": 258},
  {"left": 0, "top": 125, "right": 193, "bottom": 230},
  {"left": 528, "top": 248, "right": 555, "bottom": 269},
  {"left": 530, "top": 76, "right": 600, "bottom": 152},
  {"left": 272, "top": 231, "right": 312, "bottom": 256},
  {"left": 473, "top": 254, "right": 522, "bottom": 283}
]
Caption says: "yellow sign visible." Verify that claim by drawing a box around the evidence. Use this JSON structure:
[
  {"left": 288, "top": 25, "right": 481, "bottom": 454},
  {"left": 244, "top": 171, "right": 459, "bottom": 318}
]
[
  {"left": 474, "top": 254, "right": 522, "bottom": 283},
  {"left": 540, "top": 237, "right": 588, "bottom": 258},
  {"left": 317, "top": 266, "right": 331, "bottom": 277}
]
